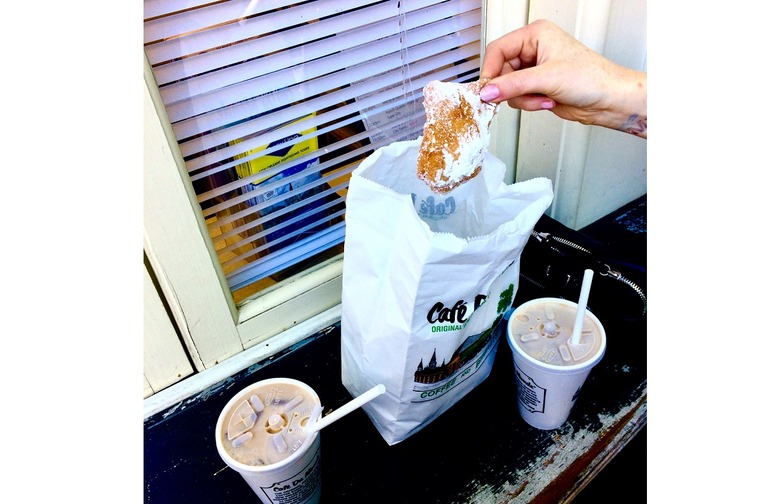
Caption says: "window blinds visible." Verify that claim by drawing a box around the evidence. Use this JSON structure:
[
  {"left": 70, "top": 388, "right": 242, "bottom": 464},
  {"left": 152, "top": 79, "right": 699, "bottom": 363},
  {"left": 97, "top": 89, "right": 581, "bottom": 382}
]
[{"left": 144, "top": 0, "right": 483, "bottom": 296}]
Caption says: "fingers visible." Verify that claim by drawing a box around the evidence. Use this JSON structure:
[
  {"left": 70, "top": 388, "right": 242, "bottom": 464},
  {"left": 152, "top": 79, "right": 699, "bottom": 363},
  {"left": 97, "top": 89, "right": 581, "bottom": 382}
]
[
  {"left": 506, "top": 94, "right": 556, "bottom": 112},
  {"left": 481, "top": 38, "right": 512, "bottom": 79},
  {"left": 480, "top": 64, "right": 553, "bottom": 104},
  {"left": 481, "top": 19, "right": 559, "bottom": 78},
  {"left": 480, "top": 76, "right": 555, "bottom": 112},
  {"left": 481, "top": 24, "right": 540, "bottom": 79}
]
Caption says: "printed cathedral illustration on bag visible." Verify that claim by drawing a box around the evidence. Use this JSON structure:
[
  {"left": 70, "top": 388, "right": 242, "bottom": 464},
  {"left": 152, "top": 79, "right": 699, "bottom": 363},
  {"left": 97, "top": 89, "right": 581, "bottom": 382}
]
[{"left": 412, "top": 269, "right": 515, "bottom": 401}]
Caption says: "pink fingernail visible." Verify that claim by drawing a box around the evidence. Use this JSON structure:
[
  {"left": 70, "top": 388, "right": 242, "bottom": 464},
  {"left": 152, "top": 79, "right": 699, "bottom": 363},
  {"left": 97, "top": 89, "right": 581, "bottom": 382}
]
[
  {"left": 480, "top": 84, "right": 500, "bottom": 102},
  {"left": 541, "top": 100, "right": 555, "bottom": 110}
]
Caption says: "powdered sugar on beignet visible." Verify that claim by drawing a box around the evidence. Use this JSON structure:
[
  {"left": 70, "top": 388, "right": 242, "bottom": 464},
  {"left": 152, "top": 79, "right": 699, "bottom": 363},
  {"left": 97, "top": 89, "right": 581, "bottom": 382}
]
[{"left": 416, "top": 78, "right": 498, "bottom": 193}]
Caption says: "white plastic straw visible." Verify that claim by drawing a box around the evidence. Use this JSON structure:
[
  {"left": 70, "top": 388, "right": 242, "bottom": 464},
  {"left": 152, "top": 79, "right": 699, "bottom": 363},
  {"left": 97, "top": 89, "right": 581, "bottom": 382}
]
[
  {"left": 307, "top": 384, "right": 386, "bottom": 434},
  {"left": 570, "top": 269, "right": 595, "bottom": 345}
]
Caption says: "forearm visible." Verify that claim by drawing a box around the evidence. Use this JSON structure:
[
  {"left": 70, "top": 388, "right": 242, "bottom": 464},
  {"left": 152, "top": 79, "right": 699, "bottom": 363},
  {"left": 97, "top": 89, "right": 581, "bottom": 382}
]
[{"left": 597, "top": 67, "right": 647, "bottom": 139}]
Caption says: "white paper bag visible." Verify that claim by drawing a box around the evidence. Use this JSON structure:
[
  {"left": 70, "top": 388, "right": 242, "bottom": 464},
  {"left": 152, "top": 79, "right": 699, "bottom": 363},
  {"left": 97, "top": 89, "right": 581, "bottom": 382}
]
[{"left": 340, "top": 138, "right": 553, "bottom": 445}]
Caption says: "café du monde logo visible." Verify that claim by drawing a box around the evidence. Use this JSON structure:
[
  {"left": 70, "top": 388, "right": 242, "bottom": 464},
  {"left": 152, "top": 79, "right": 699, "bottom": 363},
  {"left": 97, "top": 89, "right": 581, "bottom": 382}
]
[
  {"left": 411, "top": 193, "right": 456, "bottom": 221},
  {"left": 414, "top": 284, "right": 514, "bottom": 388}
]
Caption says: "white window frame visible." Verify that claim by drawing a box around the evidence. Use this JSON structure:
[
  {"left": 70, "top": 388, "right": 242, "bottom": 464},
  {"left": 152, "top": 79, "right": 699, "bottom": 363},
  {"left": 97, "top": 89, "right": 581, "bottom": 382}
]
[{"left": 144, "top": 57, "right": 345, "bottom": 412}]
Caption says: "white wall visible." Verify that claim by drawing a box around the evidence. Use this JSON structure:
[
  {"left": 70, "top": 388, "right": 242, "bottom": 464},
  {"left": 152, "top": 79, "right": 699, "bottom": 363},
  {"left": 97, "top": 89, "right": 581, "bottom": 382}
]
[{"left": 514, "top": 0, "right": 647, "bottom": 229}]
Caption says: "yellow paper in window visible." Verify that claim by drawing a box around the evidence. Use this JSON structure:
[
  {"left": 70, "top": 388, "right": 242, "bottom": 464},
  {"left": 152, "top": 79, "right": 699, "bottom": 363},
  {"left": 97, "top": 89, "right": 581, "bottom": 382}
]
[{"left": 232, "top": 113, "right": 318, "bottom": 187}]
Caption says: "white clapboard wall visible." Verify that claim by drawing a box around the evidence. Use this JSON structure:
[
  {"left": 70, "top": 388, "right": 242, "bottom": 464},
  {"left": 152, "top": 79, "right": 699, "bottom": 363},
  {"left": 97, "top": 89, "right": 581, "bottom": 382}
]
[{"left": 489, "top": 0, "right": 648, "bottom": 230}]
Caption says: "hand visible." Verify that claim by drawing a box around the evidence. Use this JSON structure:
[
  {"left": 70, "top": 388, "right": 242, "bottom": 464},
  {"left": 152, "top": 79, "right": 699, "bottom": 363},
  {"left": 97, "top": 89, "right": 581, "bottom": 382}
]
[{"left": 480, "top": 19, "right": 646, "bottom": 138}]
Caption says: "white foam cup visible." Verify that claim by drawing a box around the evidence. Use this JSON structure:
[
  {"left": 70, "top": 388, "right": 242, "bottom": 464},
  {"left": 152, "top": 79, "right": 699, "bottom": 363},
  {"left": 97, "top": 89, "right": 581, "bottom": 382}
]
[
  {"left": 215, "top": 378, "right": 323, "bottom": 504},
  {"left": 506, "top": 298, "right": 606, "bottom": 430}
]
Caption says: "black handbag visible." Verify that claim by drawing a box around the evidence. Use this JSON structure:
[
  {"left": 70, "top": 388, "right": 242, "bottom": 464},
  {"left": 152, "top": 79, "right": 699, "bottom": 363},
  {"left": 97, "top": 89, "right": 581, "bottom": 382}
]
[{"left": 518, "top": 213, "right": 647, "bottom": 322}]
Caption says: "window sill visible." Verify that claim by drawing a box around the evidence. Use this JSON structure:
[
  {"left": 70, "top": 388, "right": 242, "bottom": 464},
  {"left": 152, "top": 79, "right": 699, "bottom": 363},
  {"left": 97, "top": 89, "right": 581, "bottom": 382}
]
[{"left": 143, "top": 305, "right": 342, "bottom": 420}]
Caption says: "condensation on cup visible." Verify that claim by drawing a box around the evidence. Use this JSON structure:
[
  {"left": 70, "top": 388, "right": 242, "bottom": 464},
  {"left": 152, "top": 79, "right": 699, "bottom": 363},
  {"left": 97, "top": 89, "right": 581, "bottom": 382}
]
[
  {"left": 215, "top": 378, "right": 323, "bottom": 504},
  {"left": 506, "top": 298, "right": 606, "bottom": 430}
]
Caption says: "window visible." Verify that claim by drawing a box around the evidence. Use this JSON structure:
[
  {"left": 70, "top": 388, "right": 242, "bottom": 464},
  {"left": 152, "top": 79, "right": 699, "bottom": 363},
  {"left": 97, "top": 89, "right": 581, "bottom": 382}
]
[
  {"left": 143, "top": 0, "right": 495, "bottom": 401},
  {"left": 144, "top": 0, "right": 485, "bottom": 303}
]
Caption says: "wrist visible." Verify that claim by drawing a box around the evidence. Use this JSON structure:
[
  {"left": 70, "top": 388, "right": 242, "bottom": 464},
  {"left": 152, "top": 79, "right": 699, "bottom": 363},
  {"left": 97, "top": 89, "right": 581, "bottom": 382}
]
[{"left": 604, "top": 68, "right": 647, "bottom": 138}]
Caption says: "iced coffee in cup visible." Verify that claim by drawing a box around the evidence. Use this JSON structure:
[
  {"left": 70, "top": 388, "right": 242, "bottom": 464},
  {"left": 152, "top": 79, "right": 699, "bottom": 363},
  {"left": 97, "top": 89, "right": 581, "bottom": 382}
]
[
  {"left": 506, "top": 298, "right": 606, "bottom": 430},
  {"left": 215, "top": 378, "right": 323, "bottom": 504}
]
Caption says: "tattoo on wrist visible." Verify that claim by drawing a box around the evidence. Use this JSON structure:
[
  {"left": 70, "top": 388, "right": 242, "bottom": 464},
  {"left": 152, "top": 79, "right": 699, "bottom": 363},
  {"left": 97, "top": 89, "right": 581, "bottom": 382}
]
[{"left": 621, "top": 114, "right": 647, "bottom": 136}]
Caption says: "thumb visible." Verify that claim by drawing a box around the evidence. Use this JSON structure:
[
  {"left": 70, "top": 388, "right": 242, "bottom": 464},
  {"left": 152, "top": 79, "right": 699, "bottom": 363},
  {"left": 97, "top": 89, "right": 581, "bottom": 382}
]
[{"left": 480, "top": 66, "right": 554, "bottom": 105}]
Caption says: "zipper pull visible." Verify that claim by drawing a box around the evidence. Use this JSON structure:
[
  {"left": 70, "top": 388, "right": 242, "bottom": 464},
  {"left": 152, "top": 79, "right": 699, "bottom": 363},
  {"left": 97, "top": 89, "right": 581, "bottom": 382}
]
[
  {"left": 532, "top": 231, "right": 551, "bottom": 244},
  {"left": 599, "top": 264, "right": 619, "bottom": 279}
]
